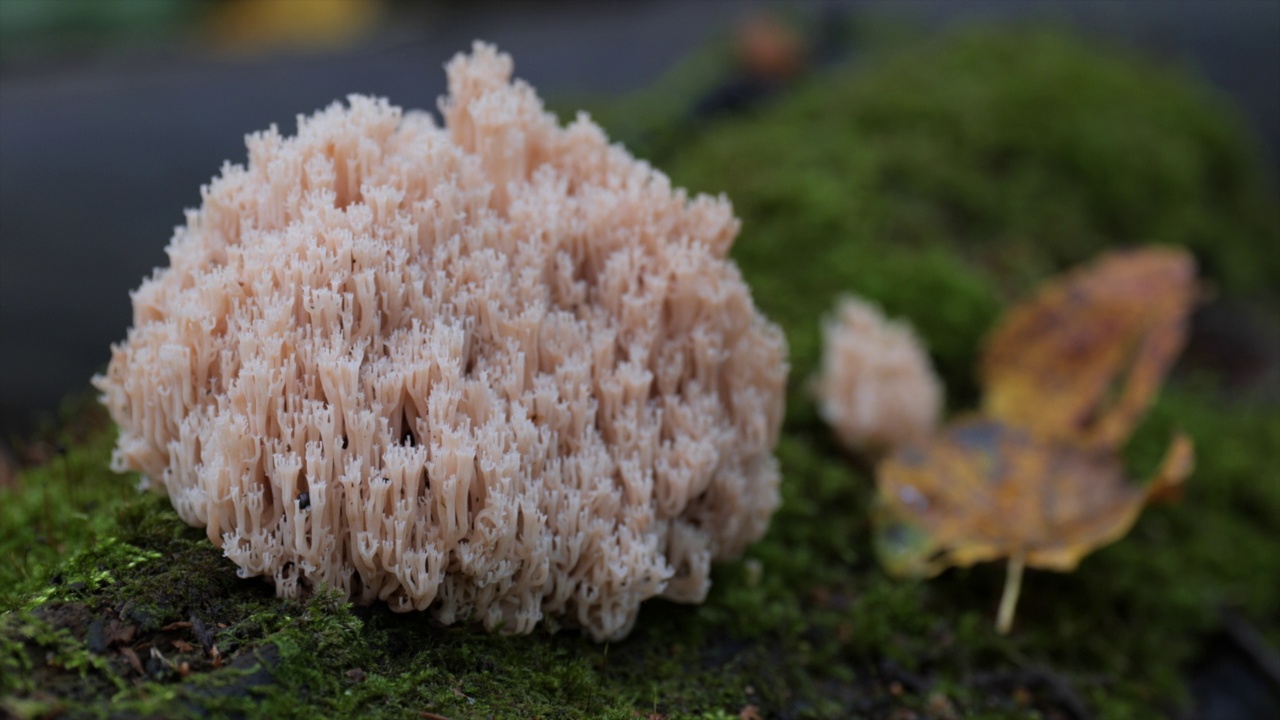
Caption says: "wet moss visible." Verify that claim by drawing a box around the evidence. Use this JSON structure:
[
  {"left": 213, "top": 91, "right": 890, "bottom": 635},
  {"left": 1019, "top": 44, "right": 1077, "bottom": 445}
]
[{"left": 10, "top": 387, "right": 1274, "bottom": 718}]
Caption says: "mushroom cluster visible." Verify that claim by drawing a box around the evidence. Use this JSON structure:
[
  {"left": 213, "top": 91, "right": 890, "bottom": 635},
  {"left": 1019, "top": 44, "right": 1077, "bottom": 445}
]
[{"left": 95, "top": 43, "right": 788, "bottom": 641}]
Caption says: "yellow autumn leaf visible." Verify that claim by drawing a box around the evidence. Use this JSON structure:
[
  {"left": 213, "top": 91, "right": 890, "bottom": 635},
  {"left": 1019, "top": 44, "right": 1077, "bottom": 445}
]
[
  {"left": 979, "top": 247, "right": 1198, "bottom": 450},
  {"left": 876, "top": 417, "right": 1192, "bottom": 576},
  {"left": 875, "top": 417, "right": 1193, "bottom": 632},
  {"left": 868, "top": 247, "right": 1199, "bottom": 633}
]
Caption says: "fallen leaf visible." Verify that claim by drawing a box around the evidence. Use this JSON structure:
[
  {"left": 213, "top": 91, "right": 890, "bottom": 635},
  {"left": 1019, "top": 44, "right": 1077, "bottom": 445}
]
[
  {"left": 875, "top": 417, "right": 1192, "bottom": 631},
  {"left": 106, "top": 620, "right": 137, "bottom": 647},
  {"left": 980, "top": 247, "right": 1197, "bottom": 450},
  {"left": 119, "top": 646, "right": 144, "bottom": 675},
  {"left": 876, "top": 417, "right": 1192, "bottom": 578},
  {"left": 867, "top": 246, "right": 1198, "bottom": 635}
]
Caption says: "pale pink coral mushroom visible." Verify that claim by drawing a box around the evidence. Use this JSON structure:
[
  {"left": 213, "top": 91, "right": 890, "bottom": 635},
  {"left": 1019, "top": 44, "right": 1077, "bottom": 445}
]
[
  {"left": 813, "top": 295, "right": 942, "bottom": 456},
  {"left": 94, "top": 43, "right": 788, "bottom": 641}
]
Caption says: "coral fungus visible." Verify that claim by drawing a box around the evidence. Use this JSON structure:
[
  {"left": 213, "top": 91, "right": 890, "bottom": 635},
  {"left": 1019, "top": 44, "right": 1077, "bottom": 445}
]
[
  {"left": 812, "top": 296, "right": 942, "bottom": 456},
  {"left": 94, "top": 43, "right": 787, "bottom": 641}
]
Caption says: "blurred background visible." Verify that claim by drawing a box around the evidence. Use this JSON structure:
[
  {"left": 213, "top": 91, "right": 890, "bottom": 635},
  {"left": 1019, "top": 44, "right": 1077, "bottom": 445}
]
[{"left": 1, "top": 2, "right": 1279, "bottom": 717}]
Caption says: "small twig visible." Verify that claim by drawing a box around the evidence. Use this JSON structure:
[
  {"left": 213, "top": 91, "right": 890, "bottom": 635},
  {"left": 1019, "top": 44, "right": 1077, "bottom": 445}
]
[{"left": 996, "top": 552, "right": 1025, "bottom": 635}]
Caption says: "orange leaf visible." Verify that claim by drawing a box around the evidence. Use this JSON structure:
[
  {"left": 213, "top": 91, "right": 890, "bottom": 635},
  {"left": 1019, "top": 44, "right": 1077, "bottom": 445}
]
[
  {"left": 874, "top": 417, "right": 1193, "bottom": 579},
  {"left": 979, "top": 247, "right": 1197, "bottom": 450}
]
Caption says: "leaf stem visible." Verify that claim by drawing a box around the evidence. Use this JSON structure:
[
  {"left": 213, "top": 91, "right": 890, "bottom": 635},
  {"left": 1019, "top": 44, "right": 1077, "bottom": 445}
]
[{"left": 997, "top": 552, "right": 1026, "bottom": 635}]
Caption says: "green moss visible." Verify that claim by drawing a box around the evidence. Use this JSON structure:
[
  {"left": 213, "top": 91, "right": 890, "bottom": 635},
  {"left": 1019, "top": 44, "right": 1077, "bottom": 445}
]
[
  {"left": 665, "top": 27, "right": 1280, "bottom": 301},
  {"left": 4, "top": 368, "right": 1279, "bottom": 720},
  {"left": 4, "top": 25, "right": 1280, "bottom": 720},
  {"left": 0, "top": 414, "right": 135, "bottom": 608},
  {"left": 659, "top": 28, "right": 1279, "bottom": 402}
]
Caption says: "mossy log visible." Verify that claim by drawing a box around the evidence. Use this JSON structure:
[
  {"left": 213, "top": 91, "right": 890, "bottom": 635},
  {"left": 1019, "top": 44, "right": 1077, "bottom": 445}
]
[{"left": 4, "top": 27, "right": 1279, "bottom": 719}]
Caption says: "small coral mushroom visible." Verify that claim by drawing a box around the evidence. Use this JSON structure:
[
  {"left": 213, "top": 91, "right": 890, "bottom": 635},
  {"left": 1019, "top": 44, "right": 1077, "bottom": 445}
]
[
  {"left": 94, "top": 43, "right": 788, "bottom": 641},
  {"left": 812, "top": 296, "right": 942, "bottom": 456}
]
